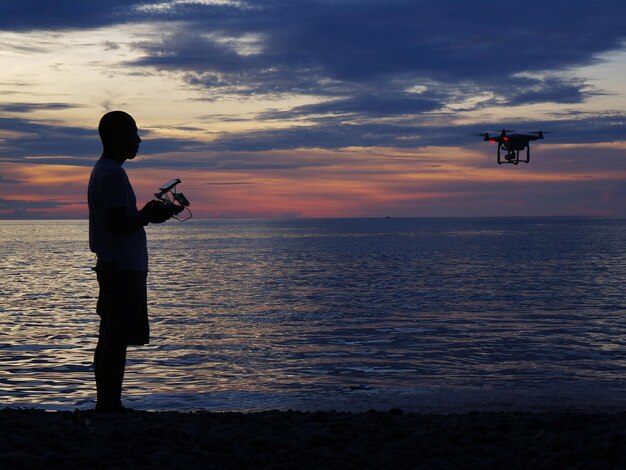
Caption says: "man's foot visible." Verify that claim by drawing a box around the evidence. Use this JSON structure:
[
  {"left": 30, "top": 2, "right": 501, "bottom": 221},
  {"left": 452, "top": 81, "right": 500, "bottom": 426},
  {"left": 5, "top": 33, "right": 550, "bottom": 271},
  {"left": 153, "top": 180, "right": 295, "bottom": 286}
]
[{"left": 95, "top": 403, "right": 134, "bottom": 413}]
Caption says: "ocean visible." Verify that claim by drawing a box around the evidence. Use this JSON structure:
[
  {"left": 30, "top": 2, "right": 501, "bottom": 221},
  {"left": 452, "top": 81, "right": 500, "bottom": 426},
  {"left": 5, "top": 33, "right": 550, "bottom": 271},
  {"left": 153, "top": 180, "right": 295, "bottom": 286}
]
[{"left": 1, "top": 217, "right": 626, "bottom": 412}]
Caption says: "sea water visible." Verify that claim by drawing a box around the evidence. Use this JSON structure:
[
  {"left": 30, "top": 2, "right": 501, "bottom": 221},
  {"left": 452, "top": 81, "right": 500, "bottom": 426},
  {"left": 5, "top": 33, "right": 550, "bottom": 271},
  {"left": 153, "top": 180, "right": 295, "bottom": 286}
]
[{"left": 1, "top": 217, "right": 626, "bottom": 412}]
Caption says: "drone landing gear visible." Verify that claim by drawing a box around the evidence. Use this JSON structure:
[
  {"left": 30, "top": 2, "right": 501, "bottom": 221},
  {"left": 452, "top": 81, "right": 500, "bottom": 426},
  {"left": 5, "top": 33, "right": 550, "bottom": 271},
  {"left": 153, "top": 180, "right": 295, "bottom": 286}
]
[
  {"left": 497, "top": 146, "right": 530, "bottom": 165},
  {"left": 505, "top": 151, "right": 519, "bottom": 165}
]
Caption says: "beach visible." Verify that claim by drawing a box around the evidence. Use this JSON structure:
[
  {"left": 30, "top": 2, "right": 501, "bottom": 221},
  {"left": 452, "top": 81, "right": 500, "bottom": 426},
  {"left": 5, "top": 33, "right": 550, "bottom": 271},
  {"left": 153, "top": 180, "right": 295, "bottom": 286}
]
[{"left": 2, "top": 408, "right": 626, "bottom": 469}]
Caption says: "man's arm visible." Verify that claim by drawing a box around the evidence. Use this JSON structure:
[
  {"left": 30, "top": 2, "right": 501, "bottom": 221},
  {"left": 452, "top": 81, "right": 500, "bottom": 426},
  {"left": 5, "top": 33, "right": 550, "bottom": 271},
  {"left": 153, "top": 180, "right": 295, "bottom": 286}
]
[
  {"left": 107, "top": 201, "right": 176, "bottom": 235},
  {"left": 108, "top": 202, "right": 176, "bottom": 234},
  {"left": 107, "top": 207, "right": 148, "bottom": 235}
]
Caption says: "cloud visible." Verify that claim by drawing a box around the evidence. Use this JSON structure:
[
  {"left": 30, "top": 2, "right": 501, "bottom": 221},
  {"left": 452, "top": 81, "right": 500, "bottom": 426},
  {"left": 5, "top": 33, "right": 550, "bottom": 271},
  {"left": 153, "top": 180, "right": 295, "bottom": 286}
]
[
  {"left": 205, "top": 114, "right": 626, "bottom": 152},
  {"left": 0, "top": 117, "right": 99, "bottom": 160},
  {"left": 135, "top": 148, "right": 336, "bottom": 172},
  {"left": 0, "top": 115, "right": 211, "bottom": 164},
  {"left": 259, "top": 91, "right": 443, "bottom": 120},
  {"left": 3, "top": 112, "right": 623, "bottom": 166},
  {"left": 493, "top": 76, "right": 600, "bottom": 107},
  {"left": 0, "top": 197, "right": 68, "bottom": 210},
  {"left": 128, "top": 1, "right": 626, "bottom": 102},
  {"left": 205, "top": 122, "right": 418, "bottom": 151},
  {"left": 0, "top": 1, "right": 142, "bottom": 30},
  {"left": 0, "top": 197, "right": 76, "bottom": 219},
  {"left": 102, "top": 40, "right": 120, "bottom": 51},
  {"left": 202, "top": 181, "right": 255, "bottom": 185},
  {"left": 0, "top": 174, "right": 21, "bottom": 184},
  {"left": 0, "top": 103, "right": 80, "bottom": 113}
]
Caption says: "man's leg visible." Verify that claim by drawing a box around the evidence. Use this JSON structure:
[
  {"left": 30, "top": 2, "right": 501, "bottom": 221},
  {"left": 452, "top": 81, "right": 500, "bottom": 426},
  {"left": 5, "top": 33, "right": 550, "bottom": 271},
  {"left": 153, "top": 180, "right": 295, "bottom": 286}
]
[
  {"left": 95, "top": 264, "right": 130, "bottom": 411},
  {"left": 94, "top": 338, "right": 127, "bottom": 412},
  {"left": 93, "top": 267, "right": 147, "bottom": 411}
]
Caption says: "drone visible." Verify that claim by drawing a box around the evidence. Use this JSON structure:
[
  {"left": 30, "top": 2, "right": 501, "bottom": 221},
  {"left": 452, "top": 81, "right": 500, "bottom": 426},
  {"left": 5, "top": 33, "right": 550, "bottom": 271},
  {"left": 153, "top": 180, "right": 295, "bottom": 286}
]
[{"left": 480, "top": 129, "right": 545, "bottom": 164}]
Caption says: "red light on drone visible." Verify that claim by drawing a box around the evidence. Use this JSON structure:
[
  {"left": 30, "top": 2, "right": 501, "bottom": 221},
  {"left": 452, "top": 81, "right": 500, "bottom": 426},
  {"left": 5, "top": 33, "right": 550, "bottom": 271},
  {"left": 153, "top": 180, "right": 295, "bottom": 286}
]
[{"left": 503, "top": 137, "right": 509, "bottom": 141}]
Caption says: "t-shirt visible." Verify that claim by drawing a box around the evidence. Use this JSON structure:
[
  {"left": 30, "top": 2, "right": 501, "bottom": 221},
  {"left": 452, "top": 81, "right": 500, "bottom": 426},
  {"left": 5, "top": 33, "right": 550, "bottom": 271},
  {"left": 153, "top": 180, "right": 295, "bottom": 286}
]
[{"left": 88, "top": 157, "right": 148, "bottom": 272}]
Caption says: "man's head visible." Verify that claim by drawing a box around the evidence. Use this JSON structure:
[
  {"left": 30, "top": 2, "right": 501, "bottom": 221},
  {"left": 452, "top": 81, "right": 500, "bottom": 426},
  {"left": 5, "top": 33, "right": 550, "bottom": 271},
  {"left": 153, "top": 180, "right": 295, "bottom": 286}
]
[{"left": 98, "top": 111, "right": 141, "bottom": 161}]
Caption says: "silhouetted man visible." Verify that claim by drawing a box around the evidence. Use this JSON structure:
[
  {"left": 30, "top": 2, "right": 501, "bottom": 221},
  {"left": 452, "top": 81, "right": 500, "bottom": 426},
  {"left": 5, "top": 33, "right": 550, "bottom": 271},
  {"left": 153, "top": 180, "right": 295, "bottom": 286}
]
[{"left": 88, "top": 110, "right": 175, "bottom": 412}]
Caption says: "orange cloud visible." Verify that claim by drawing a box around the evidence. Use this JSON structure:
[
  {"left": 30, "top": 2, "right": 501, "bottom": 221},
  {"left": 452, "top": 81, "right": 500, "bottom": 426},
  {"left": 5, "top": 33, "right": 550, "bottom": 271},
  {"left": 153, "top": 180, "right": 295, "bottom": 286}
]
[{"left": 3, "top": 142, "right": 626, "bottom": 219}]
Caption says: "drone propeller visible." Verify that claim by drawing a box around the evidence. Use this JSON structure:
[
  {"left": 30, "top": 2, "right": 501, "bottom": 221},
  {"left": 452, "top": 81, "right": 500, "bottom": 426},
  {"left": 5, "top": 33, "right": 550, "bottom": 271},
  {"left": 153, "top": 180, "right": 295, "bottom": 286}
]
[
  {"left": 476, "top": 132, "right": 494, "bottom": 141},
  {"left": 481, "top": 129, "right": 514, "bottom": 135},
  {"left": 477, "top": 129, "right": 514, "bottom": 140},
  {"left": 520, "top": 130, "right": 553, "bottom": 139}
]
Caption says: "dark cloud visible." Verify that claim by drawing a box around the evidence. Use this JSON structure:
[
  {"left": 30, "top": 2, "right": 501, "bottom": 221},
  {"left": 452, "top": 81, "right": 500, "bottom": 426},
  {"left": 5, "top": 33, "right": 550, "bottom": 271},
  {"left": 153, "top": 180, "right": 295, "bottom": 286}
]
[
  {"left": 205, "top": 114, "right": 626, "bottom": 152},
  {"left": 0, "top": 197, "right": 68, "bottom": 210},
  {"left": 206, "top": 122, "right": 409, "bottom": 151},
  {"left": 135, "top": 1, "right": 626, "bottom": 76},
  {"left": 496, "top": 77, "right": 599, "bottom": 107},
  {"left": 0, "top": 198, "right": 75, "bottom": 220},
  {"left": 1, "top": 110, "right": 625, "bottom": 167},
  {"left": 374, "top": 178, "right": 626, "bottom": 218},
  {"left": 287, "top": 0, "right": 626, "bottom": 82},
  {"left": 129, "top": 1, "right": 626, "bottom": 101},
  {"left": 0, "top": 103, "right": 80, "bottom": 113},
  {"left": 102, "top": 40, "right": 121, "bottom": 51},
  {"left": 260, "top": 91, "right": 443, "bottom": 120},
  {"left": 0, "top": 117, "right": 206, "bottom": 164},
  {"left": 0, "top": 1, "right": 142, "bottom": 30},
  {"left": 0, "top": 117, "right": 99, "bottom": 160},
  {"left": 0, "top": 174, "right": 21, "bottom": 184},
  {"left": 133, "top": 148, "right": 333, "bottom": 171},
  {"left": 202, "top": 181, "right": 256, "bottom": 185}
]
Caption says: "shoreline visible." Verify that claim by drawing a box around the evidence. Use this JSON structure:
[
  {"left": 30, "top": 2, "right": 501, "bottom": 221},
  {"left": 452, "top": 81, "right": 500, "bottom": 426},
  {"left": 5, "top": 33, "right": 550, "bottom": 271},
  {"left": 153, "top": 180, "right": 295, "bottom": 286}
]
[{"left": 2, "top": 408, "right": 626, "bottom": 468}]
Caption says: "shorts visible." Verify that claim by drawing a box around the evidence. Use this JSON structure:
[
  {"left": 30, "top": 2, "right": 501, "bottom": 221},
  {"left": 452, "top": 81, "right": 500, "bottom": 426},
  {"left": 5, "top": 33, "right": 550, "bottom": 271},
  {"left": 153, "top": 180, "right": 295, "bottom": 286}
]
[{"left": 96, "top": 262, "right": 149, "bottom": 346}]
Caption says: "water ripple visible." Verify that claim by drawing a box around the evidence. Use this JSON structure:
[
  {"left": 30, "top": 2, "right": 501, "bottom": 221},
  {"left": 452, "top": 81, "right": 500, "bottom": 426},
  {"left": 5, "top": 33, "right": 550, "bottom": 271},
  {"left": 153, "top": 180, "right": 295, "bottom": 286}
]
[{"left": 2, "top": 218, "right": 626, "bottom": 411}]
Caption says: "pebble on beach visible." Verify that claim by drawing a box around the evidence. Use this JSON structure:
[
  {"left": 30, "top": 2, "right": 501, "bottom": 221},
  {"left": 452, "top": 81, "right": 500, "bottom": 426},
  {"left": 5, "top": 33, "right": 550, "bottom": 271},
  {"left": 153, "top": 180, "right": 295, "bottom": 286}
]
[{"left": 1, "top": 408, "right": 626, "bottom": 469}]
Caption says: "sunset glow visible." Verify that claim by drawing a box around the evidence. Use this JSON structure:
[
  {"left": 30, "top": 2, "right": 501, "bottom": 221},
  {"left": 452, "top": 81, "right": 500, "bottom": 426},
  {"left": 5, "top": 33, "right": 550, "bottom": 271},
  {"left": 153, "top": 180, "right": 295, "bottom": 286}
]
[{"left": 1, "top": 1, "right": 626, "bottom": 218}]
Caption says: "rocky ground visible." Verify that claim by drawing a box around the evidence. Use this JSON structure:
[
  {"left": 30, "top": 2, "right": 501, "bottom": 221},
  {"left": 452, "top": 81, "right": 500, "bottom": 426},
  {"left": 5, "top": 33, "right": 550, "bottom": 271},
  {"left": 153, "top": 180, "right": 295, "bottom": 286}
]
[{"left": 1, "top": 408, "right": 626, "bottom": 469}]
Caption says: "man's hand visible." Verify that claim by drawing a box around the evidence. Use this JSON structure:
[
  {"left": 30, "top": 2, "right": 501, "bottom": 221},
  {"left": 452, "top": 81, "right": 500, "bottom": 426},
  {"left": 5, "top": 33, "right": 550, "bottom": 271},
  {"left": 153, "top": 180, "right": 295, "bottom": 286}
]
[{"left": 140, "top": 200, "right": 176, "bottom": 224}]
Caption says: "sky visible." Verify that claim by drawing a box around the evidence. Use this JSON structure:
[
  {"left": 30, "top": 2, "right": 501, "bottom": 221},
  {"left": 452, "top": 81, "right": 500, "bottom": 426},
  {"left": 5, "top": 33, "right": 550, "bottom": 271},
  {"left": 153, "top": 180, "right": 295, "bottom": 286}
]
[{"left": 1, "top": 0, "right": 626, "bottom": 219}]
